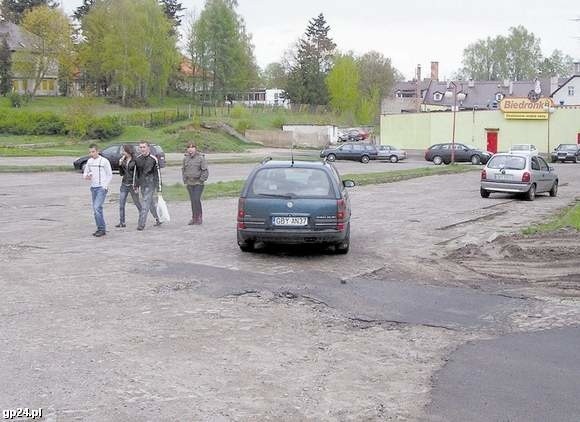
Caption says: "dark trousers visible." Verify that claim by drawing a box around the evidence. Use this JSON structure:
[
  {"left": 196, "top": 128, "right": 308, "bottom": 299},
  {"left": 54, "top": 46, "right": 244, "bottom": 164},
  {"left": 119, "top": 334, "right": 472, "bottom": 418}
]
[
  {"left": 119, "top": 184, "right": 142, "bottom": 224},
  {"left": 187, "top": 184, "right": 204, "bottom": 218},
  {"left": 138, "top": 184, "right": 159, "bottom": 228}
]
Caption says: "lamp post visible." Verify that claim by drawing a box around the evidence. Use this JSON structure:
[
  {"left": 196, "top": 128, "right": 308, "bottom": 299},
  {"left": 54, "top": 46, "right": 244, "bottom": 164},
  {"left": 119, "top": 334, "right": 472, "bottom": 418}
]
[
  {"left": 444, "top": 82, "right": 466, "bottom": 164},
  {"left": 543, "top": 105, "right": 555, "bottom": 153}
]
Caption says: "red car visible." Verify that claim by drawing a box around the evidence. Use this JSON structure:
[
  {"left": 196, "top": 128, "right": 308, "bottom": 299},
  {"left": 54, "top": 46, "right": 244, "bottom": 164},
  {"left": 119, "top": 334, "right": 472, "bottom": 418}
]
[{"left": 338, "top": 129, "right": 369, "bottom": 142}]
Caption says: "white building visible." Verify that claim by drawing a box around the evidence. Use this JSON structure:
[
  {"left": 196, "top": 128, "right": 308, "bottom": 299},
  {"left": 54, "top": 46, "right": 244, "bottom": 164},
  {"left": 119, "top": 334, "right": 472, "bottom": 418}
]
[
  {"left": 234, "top": 88, "right": 290, "bottom": 108},
  {"left": 551, "top": 63, "right": 580, "bottom": 106}
]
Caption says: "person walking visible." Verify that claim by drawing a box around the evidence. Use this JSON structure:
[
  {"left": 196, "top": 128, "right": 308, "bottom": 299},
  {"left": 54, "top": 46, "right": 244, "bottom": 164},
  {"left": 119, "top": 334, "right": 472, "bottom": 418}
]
[
  {"left": 83, "top": 143, "right": 112, "bottom": 237},
  {"left": 135, "top": 141, "right": 162, "bottom": 231},
  {"left": 116, "top": 144, "right": 142, "bottom": 228},
  {"left": 182, "top": 142, "right": 209, "bottom": 225}
]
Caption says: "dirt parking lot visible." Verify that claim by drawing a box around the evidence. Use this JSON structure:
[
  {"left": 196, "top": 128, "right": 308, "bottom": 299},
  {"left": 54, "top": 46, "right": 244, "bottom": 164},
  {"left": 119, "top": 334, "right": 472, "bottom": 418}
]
[{"left": 1, "top": 161, "right": 579, "bottom": 421}]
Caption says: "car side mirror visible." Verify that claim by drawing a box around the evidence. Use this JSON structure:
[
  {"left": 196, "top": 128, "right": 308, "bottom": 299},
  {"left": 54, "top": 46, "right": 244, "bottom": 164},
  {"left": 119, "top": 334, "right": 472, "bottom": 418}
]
[{"left": 343, "top": 180, "right": 355, "bottom": 188}]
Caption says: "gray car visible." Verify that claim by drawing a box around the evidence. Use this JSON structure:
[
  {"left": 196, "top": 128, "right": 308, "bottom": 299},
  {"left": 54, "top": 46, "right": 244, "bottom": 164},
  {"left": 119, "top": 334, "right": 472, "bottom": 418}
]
[
  {"left": 480, "top": 153, "right": 558, "bottom": 201},
  {"left": 376, "top": 145, "right": 407, "bottom": 163}
]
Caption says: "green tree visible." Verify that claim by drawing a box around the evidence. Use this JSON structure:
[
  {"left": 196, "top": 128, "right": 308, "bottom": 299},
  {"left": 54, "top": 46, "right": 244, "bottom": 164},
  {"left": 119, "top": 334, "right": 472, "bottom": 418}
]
[
  {"left": 80, "top": 0, "right": 178, "bottom": 103},
  {"left": 73, "top": 0, "right": 95, "bottom": 21},
  {"left": 261, "top": 62, "right": 287, "bottom": 89},
  {"left": 326, "top": 55, "right": 359, "bottom": 115},
  {"left": 159, "top": 0, "right": 184, "bottom": 32},
  {"left": 538, "top": 49, "right": 574, "bottom": 77},
  {"left": 286, "top": 13, "right": 336, "bottom": 105},
  {"left": 15, "top": 5, "right": 74, "bottom": 96},
  {"left": 187, "top": 0, "right": 258, "bottom": 102},
  {"left": 461, "top": 26, "right": 543, "bottom": 81},
  {"left": 356, "top": 51, "right": 400, "bottom": 99},
  {"left": 0, "top": 36, "right": 12, "bottom": 96},
  {"left": 0, "top": 0, "right": 58, "bottom": 24}
]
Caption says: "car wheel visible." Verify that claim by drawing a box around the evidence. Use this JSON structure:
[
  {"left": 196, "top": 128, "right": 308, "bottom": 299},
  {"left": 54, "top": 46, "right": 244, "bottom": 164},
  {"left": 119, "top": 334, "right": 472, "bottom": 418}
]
[
  {"left": 432, "top": 156, "right": 443, "bottom": 165},
  {"left": 549, "top": 180, "right": 558, "bottom": 197},
  {"left": 238, "top": 240, "right": 255, "bottom": 252},
  {"left": 480, "top": 188, "right": 490, "bottom": 198},
  {"left": 525, "top": 184, "right": 536, "bottom": 201},
  {"left": 334, "top": 226, "right": 350, "bottom": 254},
  {"left": 361, "top": 155, "right": 370, "bottom": 164},
  {"left": 390, "top": 155, "right": 399, "bottom": 163},
  {"left": 471, "top": 155, "right": 481, "bottom": 165},
  {"left": 326, "top": 153, "right": 336, "bottom": 162}
]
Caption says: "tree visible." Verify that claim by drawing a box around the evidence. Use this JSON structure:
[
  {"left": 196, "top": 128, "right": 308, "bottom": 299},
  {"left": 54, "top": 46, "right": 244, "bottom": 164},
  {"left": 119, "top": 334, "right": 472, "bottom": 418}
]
[
  {"left": 73, "top": 0, "right": 96, "bottom": 21},
  {"left": 326, "top": 55, "right": 359, "bottom": 115},
  {"left": 0, "top": 36, "right": 13, "bottom": 96},
  {"left": 285, "top": 13, "right": 336, "bottom": 105},
  {"left": 538, "top": 49, "right": 574, "bottom": 78},
  {"left": 187, "top": 0, "right": 258, "bottom": 102},
  {"left": 80, "top": 0, "right": 178, "bottom": 103},
  {"left": 461, "top": 26, "right": 543, "bottom": 81},
  {"left": 356, "top": 51, "right": 400, "bottom": 99},
  {"left": 15, "top": 5, "right": 74, "bottom": 96},
  {"left": 0, "top": 0, "right": 58, "bottom": 24},
  {"left": 159, "top": 0, "right": 184, "bottom": 33},
  {"left": 261, "top": 62, "right": 287, "bottom": 89}
]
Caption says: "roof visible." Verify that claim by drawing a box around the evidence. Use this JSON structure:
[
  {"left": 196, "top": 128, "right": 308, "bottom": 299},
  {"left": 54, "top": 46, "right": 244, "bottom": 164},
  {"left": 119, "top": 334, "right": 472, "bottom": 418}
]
[
  {"left": 550, "top": 75, "right": 580, "bottom": 97},
  {"left": 392, "top": 79, "right": 432, "bottom": 95},
  {"left": 259, "top": 160, "right": 329, "bottom": 169},
  {"left": 0, "top": 21, "right": 42, "bottom": 51},
  {"left": 422, "top": 79, "right": 560, "bottom": 109}
]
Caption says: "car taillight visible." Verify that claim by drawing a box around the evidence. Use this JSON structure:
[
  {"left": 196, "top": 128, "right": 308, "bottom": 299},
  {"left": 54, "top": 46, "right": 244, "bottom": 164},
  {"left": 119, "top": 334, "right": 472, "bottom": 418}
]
[
  {"left": 336, "top": 199, "right": 346, "bottom": 231},
  {"left": 481, "top": 169, "right": 487, "bottom": 180},
  {"left": 522, "top": 172, "right": 531, "bottom": 182},
  {"left": 237, "top": 198, "right": 246, "bottom": 229}
]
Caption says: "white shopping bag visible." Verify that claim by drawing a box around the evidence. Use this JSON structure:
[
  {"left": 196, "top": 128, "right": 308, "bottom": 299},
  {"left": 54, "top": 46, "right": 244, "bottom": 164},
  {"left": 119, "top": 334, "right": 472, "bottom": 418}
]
[{"left": 156, "top": 195, "right": 171, "bottom": 223}]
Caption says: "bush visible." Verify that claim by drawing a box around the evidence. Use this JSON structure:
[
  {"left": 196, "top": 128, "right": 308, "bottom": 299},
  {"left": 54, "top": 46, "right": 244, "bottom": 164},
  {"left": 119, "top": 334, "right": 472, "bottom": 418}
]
[
  {"left": 86, "top": 116, "right": 124, "bottom": 139},
  {"left": 0, "top": 110, "right": 66, "bottom": 135},
  {"left": 235, "top": 119, "right": 253, "bottom": 135},
  {"left": 272, "top": 115, "right": 287, "bottom": 129},
  {"left": 230, "top": 104, "right": 249, "bottom": 119}
]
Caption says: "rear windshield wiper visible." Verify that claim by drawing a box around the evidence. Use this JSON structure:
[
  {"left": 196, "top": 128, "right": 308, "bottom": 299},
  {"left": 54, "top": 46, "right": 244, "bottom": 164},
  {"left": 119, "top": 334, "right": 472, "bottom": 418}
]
[{"left": 256, "top": 193, "right": 294, "bottom": 199}]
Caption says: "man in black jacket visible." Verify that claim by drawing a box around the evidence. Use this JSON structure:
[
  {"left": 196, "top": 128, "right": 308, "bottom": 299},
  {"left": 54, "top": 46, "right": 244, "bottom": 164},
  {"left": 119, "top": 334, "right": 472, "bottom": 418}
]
[{"left": 135, "top": 141, "right": 161, "bottom": 230}]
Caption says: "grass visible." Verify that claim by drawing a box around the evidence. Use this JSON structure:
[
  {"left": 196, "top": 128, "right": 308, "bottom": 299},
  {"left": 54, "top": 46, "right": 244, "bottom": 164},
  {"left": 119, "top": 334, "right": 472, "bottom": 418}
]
[
  {"left": 161, "top": 164, "right": 478, "bottom": 202},
  {"left": 0, "top": 165, "right": 74, "bottom": 173},
  {"left": 523, "top": 202, "right": 580, "bottom": 235}
]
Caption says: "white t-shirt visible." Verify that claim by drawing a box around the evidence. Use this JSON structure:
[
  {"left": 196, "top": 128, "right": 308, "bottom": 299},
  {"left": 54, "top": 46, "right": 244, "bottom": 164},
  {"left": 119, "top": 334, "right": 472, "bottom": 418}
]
[{"left": 83, "top": 156, "right": 113, "bottom": 189}]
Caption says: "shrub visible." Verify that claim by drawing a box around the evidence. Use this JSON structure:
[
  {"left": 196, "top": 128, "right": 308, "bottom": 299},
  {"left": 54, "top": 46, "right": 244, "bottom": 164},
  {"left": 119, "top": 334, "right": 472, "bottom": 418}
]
[
  {"left": 235, "top": 119, "right": 253, "bottom": 135},
  {"left": 86, "top": 116, "right": 124, "bottom": 139},
  {"left": 272, "top": 115, "right": 287, "bottom": 129},
  {"left": 230, "top": 104, "right": 249, "bottom": 119},
  {"left": 0, "top": 110, "right": 66, "bottom": 135}
]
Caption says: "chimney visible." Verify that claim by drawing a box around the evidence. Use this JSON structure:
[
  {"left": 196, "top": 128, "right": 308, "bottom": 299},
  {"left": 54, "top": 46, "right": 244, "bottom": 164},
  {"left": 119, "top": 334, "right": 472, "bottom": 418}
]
[
  {"left": 430, "top": 61, "right": 439, "bottom": 81},
  {"left": 574, "top": 62, "right": 580, "bottom": 75},
  {"left": 416, "top": 64, "right": 422, "bottom": 82}
]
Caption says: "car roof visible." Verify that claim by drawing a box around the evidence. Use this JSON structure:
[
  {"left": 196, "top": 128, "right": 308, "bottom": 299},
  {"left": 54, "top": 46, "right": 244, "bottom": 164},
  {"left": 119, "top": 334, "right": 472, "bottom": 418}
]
[{"left": 258, "top": 160, "right": 332, "bottom": 169}]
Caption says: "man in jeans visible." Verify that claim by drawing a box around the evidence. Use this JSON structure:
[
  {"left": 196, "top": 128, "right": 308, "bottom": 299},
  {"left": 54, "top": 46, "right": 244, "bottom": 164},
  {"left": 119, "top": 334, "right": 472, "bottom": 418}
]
[
  {"left": 83, "top": 144, "right": 112, "bottom": 237},
  {"left": 135, "top": 141, "right": 162, "bottom": 231}
]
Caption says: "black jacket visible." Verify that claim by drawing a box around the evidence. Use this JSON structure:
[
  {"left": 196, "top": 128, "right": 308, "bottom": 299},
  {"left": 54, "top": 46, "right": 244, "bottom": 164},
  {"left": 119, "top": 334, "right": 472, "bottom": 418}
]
[
  {"left": 135, "top": 154, "right": 160, "bottom": 189},
  {"left": 119, "top": 158, "right": 137, "bottom": 186}
]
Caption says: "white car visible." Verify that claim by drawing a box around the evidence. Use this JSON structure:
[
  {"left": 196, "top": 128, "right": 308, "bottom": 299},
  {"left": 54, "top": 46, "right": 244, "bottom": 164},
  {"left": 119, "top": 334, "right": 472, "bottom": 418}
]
[{"left": 508, "top": 144, "right": 539, "bottom": 156}]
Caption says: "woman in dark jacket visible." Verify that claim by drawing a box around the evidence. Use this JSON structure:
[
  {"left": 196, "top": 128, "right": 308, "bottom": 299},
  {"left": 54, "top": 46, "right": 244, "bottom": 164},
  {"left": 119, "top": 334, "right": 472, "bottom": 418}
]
[
  {"left": 116, "top": 144, "right": 142, "bottom": 228},
  {"left": 182, "top": 142, "right": 209, "bottom": 225}
]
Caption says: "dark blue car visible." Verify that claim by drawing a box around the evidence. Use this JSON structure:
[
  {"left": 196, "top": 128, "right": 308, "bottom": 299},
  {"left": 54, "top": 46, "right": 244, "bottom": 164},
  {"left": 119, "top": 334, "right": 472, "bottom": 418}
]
[{"left": 237, "top": 160, "right": 355, "bottom": 253}]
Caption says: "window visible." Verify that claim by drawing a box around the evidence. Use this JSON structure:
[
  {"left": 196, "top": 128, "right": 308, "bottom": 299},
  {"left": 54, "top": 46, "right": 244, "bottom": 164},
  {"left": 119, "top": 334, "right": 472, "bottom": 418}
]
[
  {"left": 531, "top": 157, "right": 540, "bottom": 171},
  {"left": 568, "top": 86, "right": 575, "bottom": 96},
  {"left": 340, "top": 144, "right": 353, "bottom": 151},
  {"left": 250, "top": 168, "right": 333, "bottom": 198},
  {"left": 538, "top": 157, "right": 549, "bottom": 171},
  {"left": 488, "top": 155, "right": 526, "bottom": 170},
  {"left": 433, "top": 92, "right": 443, "bottom": 101}
]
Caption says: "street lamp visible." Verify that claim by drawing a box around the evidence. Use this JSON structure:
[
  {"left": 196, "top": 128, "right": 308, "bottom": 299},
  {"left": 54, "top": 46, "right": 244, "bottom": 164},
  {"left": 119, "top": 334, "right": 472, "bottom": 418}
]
[
  {"left": 444, "top": 82, "right": 466, "bottom": 164},
  {"left": 543, "top": 105, "right": 555, "bottom": 153}
]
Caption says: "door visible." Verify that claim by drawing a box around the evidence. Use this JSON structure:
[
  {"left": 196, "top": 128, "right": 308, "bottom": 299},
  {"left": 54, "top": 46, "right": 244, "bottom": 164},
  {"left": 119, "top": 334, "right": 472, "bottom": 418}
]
[
  {"left": 336, "top": 144, "right": 352, "bottom": 160},
  {"left": 537, "top": 157, "right": 553, "bottom": 192},
  {"left": 487, "top": 131, "right": 498, "bottom": 153}
]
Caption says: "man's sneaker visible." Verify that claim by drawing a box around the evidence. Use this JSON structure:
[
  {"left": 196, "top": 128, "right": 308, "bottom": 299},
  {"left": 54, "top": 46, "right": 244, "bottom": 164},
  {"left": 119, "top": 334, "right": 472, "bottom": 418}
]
[
  {"left": 137, "top": 226, "right": 144, "bottom": 231},
  {"left": 94, "top": 231, "right": 106, "bottom": 237},
  {"left": 188, "top": 218, "right": 195, "bottom": 225},
  {"left": 115, "top": 223, "right": 126, "bottom": 228},
  {"left": 92, "top": 231, "right": 99, "bottom": 236},
  {"left": 154, "top": 220, "right": 163, "bottom": 227}
]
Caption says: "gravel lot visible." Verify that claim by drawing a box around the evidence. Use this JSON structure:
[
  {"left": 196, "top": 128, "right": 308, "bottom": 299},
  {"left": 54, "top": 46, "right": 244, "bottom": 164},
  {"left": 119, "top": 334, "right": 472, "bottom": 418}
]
[{"left": 1, "top": 161, "right": 579, "bottom": 420}]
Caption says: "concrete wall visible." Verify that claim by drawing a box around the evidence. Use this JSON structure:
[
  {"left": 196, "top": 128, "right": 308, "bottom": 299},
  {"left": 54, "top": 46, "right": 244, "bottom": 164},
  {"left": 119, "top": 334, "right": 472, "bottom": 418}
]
[
  {"left": 380, "top": 108, "right": 580, "bottom": 153},
  {"left": 245, "top": 129, "right": 330, "bottom": 148}
]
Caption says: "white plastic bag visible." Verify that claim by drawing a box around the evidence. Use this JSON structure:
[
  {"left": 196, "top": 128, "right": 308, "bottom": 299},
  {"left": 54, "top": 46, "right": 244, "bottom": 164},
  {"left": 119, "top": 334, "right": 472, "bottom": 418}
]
[{"left": 156, "top": 195, "right": 171, "bottom": 223}]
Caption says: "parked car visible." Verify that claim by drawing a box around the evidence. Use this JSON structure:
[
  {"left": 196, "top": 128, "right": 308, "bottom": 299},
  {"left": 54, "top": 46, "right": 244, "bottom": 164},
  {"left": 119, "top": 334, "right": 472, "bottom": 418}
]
[
  {"left": 320, "top": 142, "right": 378, "bottom": 164},
  {"left": 376, "top": 145, "right": 407, "bottom": 163},
  {"left": 424, "top": 143, "right": 491, "bottom": 165},
  {"left": 73, "top": 142, "right": 166, "bottom": 172},
  {"left": 480, "top": 153, "right": 558, "bottom": 201},
  {"left": 338, "top": 128, "right": 369, "bottom": 142},
  {"left": 236, "top": 160, "right": 355, "bottom": 253},
  {"left": 508, "top": 144, "right": 539, "bottom": 156},
  {"left": 550, "top": 144, "right": 580, "bottom": 163}
]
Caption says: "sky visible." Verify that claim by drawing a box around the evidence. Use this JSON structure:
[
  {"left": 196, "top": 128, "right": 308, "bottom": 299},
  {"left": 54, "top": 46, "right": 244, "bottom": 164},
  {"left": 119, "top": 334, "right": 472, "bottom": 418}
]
[{"left": 59, "top": 0, "right": 580, "bottom": 80}]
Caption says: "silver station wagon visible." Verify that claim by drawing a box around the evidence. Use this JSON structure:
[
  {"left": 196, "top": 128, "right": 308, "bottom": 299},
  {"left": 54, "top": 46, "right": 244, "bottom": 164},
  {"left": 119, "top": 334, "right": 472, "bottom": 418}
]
[{"left": 480, "top": 153, "right": 559, "bottom": 201}]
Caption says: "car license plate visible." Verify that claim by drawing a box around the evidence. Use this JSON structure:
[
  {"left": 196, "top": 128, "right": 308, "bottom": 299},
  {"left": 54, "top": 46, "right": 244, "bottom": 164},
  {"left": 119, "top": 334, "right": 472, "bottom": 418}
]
[
  {"left": 272, "top": 216, "right": 308, "bottom": 226},
  {"left": 494, "top": 174, "right": 512, "bottom": 180}
]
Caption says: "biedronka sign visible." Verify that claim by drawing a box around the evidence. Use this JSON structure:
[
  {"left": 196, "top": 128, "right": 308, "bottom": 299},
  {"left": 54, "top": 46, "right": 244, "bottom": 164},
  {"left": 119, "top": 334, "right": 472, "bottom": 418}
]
[{"left": 499, "top": 97, "right": 554, "bottom": 120}]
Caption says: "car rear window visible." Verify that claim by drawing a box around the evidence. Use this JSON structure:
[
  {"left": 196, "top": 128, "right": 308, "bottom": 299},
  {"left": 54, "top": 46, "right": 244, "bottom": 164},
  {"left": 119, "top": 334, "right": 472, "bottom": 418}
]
[
  {"left": 487, "top": 155, "right": 526, "bottom": 170},
  {"left": 559, "top": 145, "right": 577, "bottom": 151},
  {"left": 510, "top": 145, "right": 530, "bottom": 151},
  {"left": 249, "top": 168, "right": 335, "bottom": 198}
]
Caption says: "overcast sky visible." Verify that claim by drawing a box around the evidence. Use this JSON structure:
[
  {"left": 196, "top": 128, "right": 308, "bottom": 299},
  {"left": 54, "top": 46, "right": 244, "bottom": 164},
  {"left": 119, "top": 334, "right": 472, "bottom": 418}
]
[{"left": 59, "top": 0, "right": 579, "bottom": 80}]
